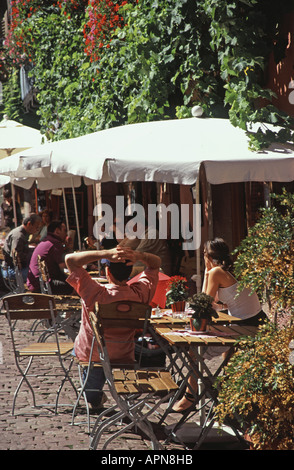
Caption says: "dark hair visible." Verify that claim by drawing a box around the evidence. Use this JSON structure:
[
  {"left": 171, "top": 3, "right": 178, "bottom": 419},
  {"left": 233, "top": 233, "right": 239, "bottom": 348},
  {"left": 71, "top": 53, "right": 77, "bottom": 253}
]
[
  {"left": 41, "top": 209, "right": 51, "bottom": 217},
  {"left": 204, "top": 237, "right": 232, "bottom": 271},
  {"left": 23, "top": 213, "right": 42, "bottom": 226},
  {"left": 108, "top": 261, "right": 132, "bottom": 282},
  {"left": 47, "top": 220, "right": 65, "bottom": 233},
  {"left": 3, "top": 188, "right": 12, "bottom": 199}
]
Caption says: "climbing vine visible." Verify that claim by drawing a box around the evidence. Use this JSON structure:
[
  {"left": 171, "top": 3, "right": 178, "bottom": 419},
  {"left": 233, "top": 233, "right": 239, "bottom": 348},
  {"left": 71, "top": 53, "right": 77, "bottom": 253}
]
[{"left": 1, "top": 0, "right": 294, "bottom": 147}]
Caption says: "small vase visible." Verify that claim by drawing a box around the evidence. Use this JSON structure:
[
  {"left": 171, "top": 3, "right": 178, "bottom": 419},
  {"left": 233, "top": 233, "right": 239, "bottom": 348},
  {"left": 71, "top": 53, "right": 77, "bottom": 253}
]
[
  {"left": 190, "top": 317, "right": 208, "bottom": 332},
  {"left": 171, "top": 301, "right": 186, "bottom": 313}
]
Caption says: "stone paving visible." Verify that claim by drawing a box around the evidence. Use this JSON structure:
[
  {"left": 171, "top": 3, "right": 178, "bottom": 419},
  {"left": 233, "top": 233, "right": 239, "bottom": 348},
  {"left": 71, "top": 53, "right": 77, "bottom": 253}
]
[{"left": 0, "top": 305, "right": 248, "bottom": 453}]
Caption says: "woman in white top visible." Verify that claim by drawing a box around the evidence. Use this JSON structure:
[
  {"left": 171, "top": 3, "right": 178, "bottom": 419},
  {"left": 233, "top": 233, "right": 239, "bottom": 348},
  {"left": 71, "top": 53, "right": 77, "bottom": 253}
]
[
  {"left": 172, "top": 237, "right": 266, "bottom": 413},
  {"left": 202, "top": 238, "right": 264, "bottom": 324}
]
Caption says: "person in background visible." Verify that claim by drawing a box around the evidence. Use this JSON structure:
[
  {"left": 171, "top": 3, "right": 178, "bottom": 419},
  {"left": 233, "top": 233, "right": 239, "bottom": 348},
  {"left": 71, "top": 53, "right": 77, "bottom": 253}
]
[
  {"left": 65, "top": 245, "right": 160, "bottom": 410},
  {"left": 118, "top": 216, "right": 172, "bottom": 277},
  {"left": 39, "top": 209, "right": 52, "bottom": 241},
  {"left": 1, "top": 188, "right": 22, "bottom": 230},
  {"left": 2, "top": 213, "right": 42, "bottom": 281},
  {"left": 27, "top": 220, "right": 74, "bottom": 295}
]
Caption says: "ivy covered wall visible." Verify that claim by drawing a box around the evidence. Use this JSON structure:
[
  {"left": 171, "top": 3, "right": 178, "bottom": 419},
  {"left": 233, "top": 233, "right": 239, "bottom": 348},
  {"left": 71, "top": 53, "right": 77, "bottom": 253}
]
[{"left": 1, "top": 0, "right": 294, "bottom": 149}]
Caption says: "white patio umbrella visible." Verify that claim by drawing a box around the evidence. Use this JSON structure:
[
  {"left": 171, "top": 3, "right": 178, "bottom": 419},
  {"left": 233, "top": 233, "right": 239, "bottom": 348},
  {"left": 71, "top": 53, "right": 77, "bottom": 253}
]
[
  {"left": 0, "top": 115, "right": 45, "bottom": 158},
  {"left": 0, "top": 130, "right": 111, "bottom": 248},
  {"left": 0, "top": 114, "right": 46, "bottom": 227},
  {"left": 46, "top": 117, "right": 294, "bottom": 293},
  {"left": 6, "top": 117, "right": 294, "bottom": 191},
  {"left": 0, "top": 145, "right": 92, "bottom": 249},
  {"left": 3, "top": 117, "right": 294, "bottom": 279}
]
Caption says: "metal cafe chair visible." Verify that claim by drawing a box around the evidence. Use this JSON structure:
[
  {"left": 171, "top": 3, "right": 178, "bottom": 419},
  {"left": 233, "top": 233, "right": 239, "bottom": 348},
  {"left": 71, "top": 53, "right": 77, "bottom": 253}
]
[
  {"left": 33, "top": 256, "right": 81, "bottom": 341},
  {"left": 83, "top": 300, "right": 178, "bottom": 450},
  {"left": 3, "top": 292, "right": 78, "bottom": 415},
  {"left": 71, "top": 299, "right": 154, "bottom": 433}
]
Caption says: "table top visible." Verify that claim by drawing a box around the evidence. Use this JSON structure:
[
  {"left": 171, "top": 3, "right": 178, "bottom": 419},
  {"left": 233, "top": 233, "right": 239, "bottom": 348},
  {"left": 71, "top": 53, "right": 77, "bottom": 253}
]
[
  {"left": 150, "top": 309, "right": 241, "bottom": 326},
  {"left": 152, "top": 322, "right": 257, "bottom": 347},
  {"left": 53, "top": 294, "right": 81, "bottom": 313}
]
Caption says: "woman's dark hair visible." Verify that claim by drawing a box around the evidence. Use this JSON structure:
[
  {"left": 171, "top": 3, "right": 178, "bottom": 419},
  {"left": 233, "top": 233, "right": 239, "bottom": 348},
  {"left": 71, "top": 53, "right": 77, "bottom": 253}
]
[{"left": 204, "top": 237, "right": 233, "bottom": 271}]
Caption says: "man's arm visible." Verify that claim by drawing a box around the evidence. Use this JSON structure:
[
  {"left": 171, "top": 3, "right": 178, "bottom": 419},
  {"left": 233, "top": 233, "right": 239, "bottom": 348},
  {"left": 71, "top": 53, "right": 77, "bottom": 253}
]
[
  {"left": 65, "top": 246, "right": 161, "bottom": 274},
  {"left": 65, "top": 248, "right": 119, "bottom": 273},
  {"left": 123, "top": 247, "right": 161, "bottom": 270}
]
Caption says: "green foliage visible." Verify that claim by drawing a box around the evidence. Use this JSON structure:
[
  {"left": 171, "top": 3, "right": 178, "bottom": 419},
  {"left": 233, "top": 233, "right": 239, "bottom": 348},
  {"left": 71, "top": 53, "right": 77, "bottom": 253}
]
[
  {"left": 233, "top": 189, "right": 294, "bottom": 322},
  {"left": 2, "top": 0, "right": 294, "bottom": 144},
  {"left": 0, "top": 69, "right": 24, "bottom": 121},
  {"left": 215, "top": 322, "right": 294, "bottom": 450},
  {"left": 188, "top": 292, "right": 217, "bottom": 326}
]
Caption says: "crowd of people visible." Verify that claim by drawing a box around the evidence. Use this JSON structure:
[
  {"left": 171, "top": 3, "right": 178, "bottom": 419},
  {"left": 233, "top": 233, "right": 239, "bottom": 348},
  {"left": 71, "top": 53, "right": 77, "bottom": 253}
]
[{"left": 1, "top": 210, "right": 75, "bottom": 295}]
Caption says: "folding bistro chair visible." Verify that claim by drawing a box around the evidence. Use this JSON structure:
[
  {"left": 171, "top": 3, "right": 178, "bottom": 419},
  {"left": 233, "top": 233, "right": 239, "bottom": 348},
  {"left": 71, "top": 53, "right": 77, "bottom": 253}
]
[
  {"left": 71, "top": 299, "right": 154, "bottom": 433},
  {"left": 33, "top": 256, "right": 81, "bottom": 341},
  {"left": 3, "top": 292, "right": 78, "bottom": 415},
  {"left": 84, "top": 301, "right": 178, "bottom": 450}
]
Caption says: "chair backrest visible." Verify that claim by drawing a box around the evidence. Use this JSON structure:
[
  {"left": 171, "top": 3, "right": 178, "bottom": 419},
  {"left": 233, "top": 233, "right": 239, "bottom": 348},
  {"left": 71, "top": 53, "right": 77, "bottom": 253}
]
[
  {"left": 88, "top": 301, "right": 151, "bottom": 368},
  {"left": 3, "top": 292, "right": 57, "bottom": 322},
  {"left": 37, "top": 255, "right": 52, "bottom": 295},
  {"left": 96, "top": 300, "right": 151, "bottom": 330}
]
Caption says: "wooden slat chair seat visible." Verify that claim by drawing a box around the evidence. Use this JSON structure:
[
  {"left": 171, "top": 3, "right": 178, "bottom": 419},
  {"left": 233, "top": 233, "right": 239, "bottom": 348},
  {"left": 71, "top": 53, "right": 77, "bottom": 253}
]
[
  {"left": 86, "top": 301, "right": 178, "bottom": 450},
  {"left": 3, "top": 293, "right": 78, "bottom": 415},
  {"left": 18, "top": 342, "right": 74, "bottom": 356}
]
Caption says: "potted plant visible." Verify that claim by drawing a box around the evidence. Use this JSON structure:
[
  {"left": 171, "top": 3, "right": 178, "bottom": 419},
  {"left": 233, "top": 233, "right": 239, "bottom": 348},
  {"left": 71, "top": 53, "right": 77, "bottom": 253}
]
[
  {"left": 165, "top": 276, "right": 189, "bottom": 312},
  {"left": 188, "top": 292, "right": 218, "bottom": 331}
]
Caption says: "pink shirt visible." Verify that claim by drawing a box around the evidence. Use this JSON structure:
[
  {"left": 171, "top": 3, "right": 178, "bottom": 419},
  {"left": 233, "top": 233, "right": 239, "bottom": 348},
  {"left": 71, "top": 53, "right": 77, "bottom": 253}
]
[{"left": 67, "top": 267, "right": 159, "bottom": 363}]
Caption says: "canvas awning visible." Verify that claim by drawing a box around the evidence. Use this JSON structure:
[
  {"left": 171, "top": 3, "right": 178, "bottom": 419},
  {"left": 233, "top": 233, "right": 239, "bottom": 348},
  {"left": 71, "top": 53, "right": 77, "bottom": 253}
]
[
  {"left": 103, "top": 118, "right": 294, "bottom": 185},
  {"left": 3, "top": 118, "right": 294, "bottom": 186}
]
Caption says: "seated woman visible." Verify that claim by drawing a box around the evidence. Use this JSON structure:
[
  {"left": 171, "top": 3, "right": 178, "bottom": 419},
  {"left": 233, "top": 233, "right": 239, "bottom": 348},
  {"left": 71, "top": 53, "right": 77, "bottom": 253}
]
[{"left": 172, "top": 237, "right": 267, "bottom": 413}]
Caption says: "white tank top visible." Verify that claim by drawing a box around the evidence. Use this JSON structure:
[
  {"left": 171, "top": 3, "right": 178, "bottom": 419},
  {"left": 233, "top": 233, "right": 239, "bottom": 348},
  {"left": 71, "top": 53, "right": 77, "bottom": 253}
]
[{"left": 218, "top": 282, "right": 261, "bottom": 320}]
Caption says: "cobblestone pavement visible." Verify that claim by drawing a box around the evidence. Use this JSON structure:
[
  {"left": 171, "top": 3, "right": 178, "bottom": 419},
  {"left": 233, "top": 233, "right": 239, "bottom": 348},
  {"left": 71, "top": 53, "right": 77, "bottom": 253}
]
[{"left": 0, "top": 306, "right": 248, "bottom": 454}]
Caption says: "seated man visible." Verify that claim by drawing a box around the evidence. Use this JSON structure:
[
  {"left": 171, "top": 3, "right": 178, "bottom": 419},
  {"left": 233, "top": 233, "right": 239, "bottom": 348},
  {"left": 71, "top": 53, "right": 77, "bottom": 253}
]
[
  {"left": 27, "top": 220, "right": 74, "bottom": 295},
  {"left": 65, "top": 245, "right": 160, "bottom": 409},
  {"left": 2, "top": 213, "right": 41, "bottom": 281}
]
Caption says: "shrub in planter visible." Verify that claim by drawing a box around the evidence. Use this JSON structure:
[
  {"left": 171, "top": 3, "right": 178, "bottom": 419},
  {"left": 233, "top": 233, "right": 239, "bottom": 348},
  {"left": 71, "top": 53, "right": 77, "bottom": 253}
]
[
  {"left": 215, "top": 322, "right": 294, "bottom": 450},
  {"left": 233, "top": 189, "right": 294, "bottom": 326}
]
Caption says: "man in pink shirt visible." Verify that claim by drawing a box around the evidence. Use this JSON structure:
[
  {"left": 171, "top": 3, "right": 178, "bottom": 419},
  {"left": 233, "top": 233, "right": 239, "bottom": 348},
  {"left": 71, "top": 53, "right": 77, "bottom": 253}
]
[{"left": 65, "top": 245, "right": 160, "bottom": 409}]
